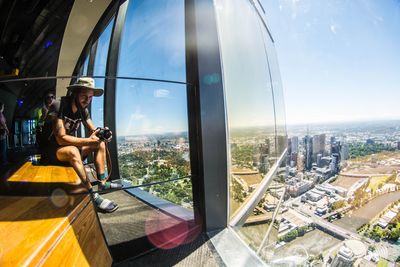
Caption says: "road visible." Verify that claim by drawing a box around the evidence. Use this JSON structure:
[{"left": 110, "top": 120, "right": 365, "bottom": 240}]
[
  {"left": 340, "top": 172, "right": 391, "bottom": 177},
  {"left": 290, "top": 207, "right": 367, "bottom": 242}
]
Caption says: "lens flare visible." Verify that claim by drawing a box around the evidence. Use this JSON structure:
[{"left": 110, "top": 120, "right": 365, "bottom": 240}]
[
  {"left": 145, "top": 212, "right": 188, "bottom": 249},
  {"left": 145, "top": 210, "right": 202, "bottom": 249},
  {"left": 50, "top": 188, "right": 69, "bottom": 208}
]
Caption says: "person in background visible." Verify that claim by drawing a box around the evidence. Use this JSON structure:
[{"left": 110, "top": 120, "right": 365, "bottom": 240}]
[
  {"left": 36, "top": 91, "right": 56, "bottom": 151},
  {"left": 40, "top": 91, "right": 56, "bottom": 123},
  {"left": 0, "top": 102, "right": 9, "bottom": 165}
]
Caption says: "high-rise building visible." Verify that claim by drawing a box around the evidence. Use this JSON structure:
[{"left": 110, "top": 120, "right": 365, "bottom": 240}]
[
  {"left": 319, "top": 133, "right": 326, "bottom": 155},
  {"left": 290, "top": 151, "right": 298, "bottom": 166},
  {"left": 312, "top": 134, "right": 325, "bottom": 161},
  {"left": 341, "top": 144, "right": 350, "bottom": 160},
  {"left": 312, "top": 135, "right": 320, "bottom": 157},
  {"left": 304, "top": 135, "right": 313, "bottom": 170},
  {"left": 331, "top": 153, "right": 340, "bottom": 174},
  {"left": 316, "top": 153, "right": 322, "bottom": 167},
  {"left": 297, "top": 153, "right": 305, "bottom": 172},
  {"left": 330, "top": 136, "right": 336, "bottom": 144},
  {"left": 291, "top": 136, "right": 299, "bottom": 153}
]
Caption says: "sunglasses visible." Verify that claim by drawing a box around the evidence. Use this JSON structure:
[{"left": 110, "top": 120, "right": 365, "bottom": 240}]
[{"left": 46, "top": 95, "right": 55, "bottom": 99}]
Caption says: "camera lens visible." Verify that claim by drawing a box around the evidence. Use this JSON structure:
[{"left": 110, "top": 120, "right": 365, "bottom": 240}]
[
  {"left": 103, "top": 129, "right": 112, "bottom": 140},
  {"left": 96, "top": 128, "right": 111, "bottom": 140}
]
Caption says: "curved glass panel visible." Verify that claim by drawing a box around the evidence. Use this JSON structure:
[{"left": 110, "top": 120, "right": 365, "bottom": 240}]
[
  {"left": 115, "top": 79, "right": 192, "bottom": 208},
  {"left": 235, "top": 182, "right": 286, "bottom": 256},
  {"left": 82, "top": 55, "right": 89, "bottom": 76},
  {"left": 215, "top": 0, "right": 277, "bottom": 219},
  {"left": 263, "top": 29, "right": 287, "bottom": 157},
  {"left": 91, "top": 17, "right": 115, "bottom": 128},
  {"left": 117, "top": 0, "right": 186, "bottom": 82}
]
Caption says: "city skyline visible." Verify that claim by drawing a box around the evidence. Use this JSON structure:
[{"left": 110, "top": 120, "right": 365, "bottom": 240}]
[{"left": 262, "top": 0, "right": 400, "bottom": 125}]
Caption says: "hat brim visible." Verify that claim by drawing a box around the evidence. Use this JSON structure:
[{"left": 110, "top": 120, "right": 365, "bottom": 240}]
[{"left": 67, "top": 84, "right": 103, "bottom": 97}]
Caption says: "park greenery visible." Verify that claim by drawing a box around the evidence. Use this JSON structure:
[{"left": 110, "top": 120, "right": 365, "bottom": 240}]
[
  {"left": 118, "top": 148, "right": 192, "bottom": 206},
  {"left": 360, "top": 222, "right": 400, "bottom": 242},
  {"left": 377, "top": 260, "right": 389, "bottom": 267},
  {"left": 351, "top": 185, "right": 369, "bottom": 208},
  {"left": 230, "top": 142, "right": 271, "bottom": 174},
  {"left": 278, "top": 225, "right": 310, "bottom": 242},
  {"left": 330, "top": 199, "right": 346, "bottom": 211},
  {"left": 231, "top": 144, "right": 254, "bottom": 168},
  {"left": 349, "top": 143, "right": 396, "bottom": 159},
  {"left": 231, "top": 176, "right": 247, "bottom": 203}
]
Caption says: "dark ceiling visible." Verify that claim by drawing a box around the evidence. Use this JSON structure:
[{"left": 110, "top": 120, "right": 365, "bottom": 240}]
[{"left": 0, "top": 0, "right": 74, "bottom": 117}]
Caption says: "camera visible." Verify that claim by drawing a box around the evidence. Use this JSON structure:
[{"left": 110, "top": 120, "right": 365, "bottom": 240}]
[{"left": 96, "top": 127, "right": 112, "bottom": 141}]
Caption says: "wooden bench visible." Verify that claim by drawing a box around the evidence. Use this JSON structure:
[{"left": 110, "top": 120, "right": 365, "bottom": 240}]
[{"left": 0, "top": 162, "right": 112, "bottom": 266}]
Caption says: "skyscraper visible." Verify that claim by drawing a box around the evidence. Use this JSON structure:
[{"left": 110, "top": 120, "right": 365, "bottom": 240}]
[
  {"left": 291, "top": 136, "right": 299, "bottom": 153},
  {"left": 304, "top": 135, "right": 313, "bottom": 170},
  {"left": 319, "top": 134, "right": 326, "bottom": 155},
  {"left": 341, "top": 144, "right": 349, "bottom": 160},
  {"left": 312, "top": 134, "right": 320, "bottom": 158}
]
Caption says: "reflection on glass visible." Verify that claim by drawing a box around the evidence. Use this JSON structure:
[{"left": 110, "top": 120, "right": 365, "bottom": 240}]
[
  {"left": 215, "top": 0, "right": 277, "bottom": 218},
  {"left": 91, "top": 18, "right": 114, "bottom": 128},
  {"left": 235, "top": 183, "right": 285, "bottom": 257},
  {"left": 263, "top": 29, "right": 287, "bottom": 157},
  {"left": 99, "top": 180, "right": 196, "bottom": 252},
  {"left": 144, "top": 178, "right": 192, "bottom": 208},
  {"left": 117, "top": 0, "right": 186, "bottom": 82},
  {"left": 116, "top": 79, "right": 192, "bottom": 208},
  {"left": 82, "top": 55, "right": 89, "bottom": 76}
]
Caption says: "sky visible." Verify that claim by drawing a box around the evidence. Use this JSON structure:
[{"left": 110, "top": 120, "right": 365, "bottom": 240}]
[
  {"left": 115, "top": 0, "right": 187, "bottom": 136},
  {"left": 261, "top": 0, "right": 400, "bottom": 125}
]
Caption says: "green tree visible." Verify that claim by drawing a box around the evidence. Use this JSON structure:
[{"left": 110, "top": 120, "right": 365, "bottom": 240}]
[{"left": 331, "top": 200, "right": 346, "bottom": 211}]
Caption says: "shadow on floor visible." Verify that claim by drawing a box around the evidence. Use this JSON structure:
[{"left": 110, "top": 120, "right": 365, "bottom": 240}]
[{"left": 97, "top": 190, "right": 224, "bottom": 266}]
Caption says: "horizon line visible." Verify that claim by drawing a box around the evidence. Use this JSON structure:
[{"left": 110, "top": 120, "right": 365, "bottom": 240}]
[{"left": 287, "top": 117, "right": 400, "bottom": 126}]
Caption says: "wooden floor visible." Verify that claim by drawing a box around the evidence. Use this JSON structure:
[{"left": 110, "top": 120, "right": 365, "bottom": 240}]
[
  {"left": 0, "top": 161, "right": 87, "bottom": 196},
  {"left": 7, "top": 161, "right": 81, "bottom": 184},
  {"left": 0, "top": 161, "right": 112, "bottom": 266}
]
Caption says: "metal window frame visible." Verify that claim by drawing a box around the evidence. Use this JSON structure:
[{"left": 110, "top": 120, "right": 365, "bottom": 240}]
[
  {"left": 229, "top": 149, "right": 287, "bottom": 227},
  {"left": 185, "top": 0, "right": 229, "bottom": 232},
  {"left": 103, "top": 0, "right": 129, "bottom": 181}
]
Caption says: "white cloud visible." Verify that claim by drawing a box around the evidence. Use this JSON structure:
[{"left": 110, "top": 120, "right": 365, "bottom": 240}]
[
  {"left": 154, "top": 89, "right": 170, "bottom": 98},
  {"left": 130, "top": 108, "right": 145, "bottom": 120},
  {"left": 330, "top": 24, "right": 337, "bottom": 34}
]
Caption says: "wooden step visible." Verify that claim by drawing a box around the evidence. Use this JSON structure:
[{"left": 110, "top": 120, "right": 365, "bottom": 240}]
[{"left": 0, "top": 162, "right": 112, "bottom": 266}]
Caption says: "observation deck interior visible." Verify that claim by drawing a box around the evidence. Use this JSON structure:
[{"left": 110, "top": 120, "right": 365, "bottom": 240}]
[
  {"left": 0, "top": 0, "right": 286, "bottom": 266},
  {"left": 0, "top": 157, "right": 222, "bottom": 266}
]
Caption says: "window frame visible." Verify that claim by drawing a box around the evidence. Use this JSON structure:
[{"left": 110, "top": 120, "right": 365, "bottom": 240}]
[{"left": 70, "top": 0, "right": 288, "bottom": 263}]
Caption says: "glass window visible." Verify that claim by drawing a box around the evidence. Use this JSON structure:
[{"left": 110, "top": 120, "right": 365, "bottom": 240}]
[
  {"left": 115, "top": 0, "right": 190, "bottom": 213},
  {"left": 235, "top": 185, "right": 286, "bottom": 256},
  {"left": 117, "top": 0, "right": 186, "bottom": 82},
  {"left": 215, "top": 0, "right": 277, "bottom": 219},
  {"left": 82, "top": 55, "right": 89, "bottom": 76},
  {"left": 116, "top": 79, "right": 192, "bottom": 209},
  {"left": 263, "top": 30, "right": 287, "bottom": 157},
  {"left": 91, "top": 17, "right": 115, "bottom": 128}
]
